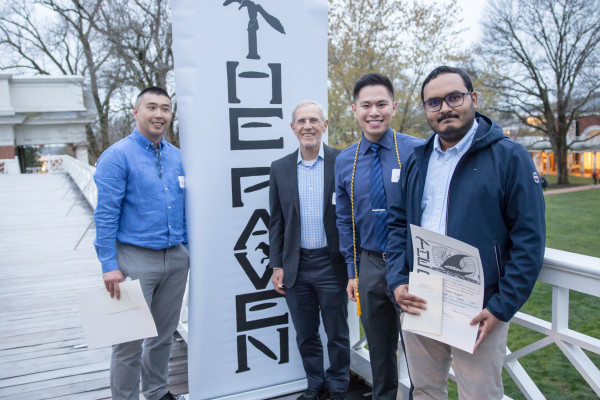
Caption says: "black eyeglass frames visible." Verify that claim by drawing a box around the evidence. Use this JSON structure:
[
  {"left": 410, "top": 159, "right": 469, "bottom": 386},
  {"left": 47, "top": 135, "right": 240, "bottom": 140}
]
[{"left": 423, "top": 91, "right": 473, "bottom": 112}]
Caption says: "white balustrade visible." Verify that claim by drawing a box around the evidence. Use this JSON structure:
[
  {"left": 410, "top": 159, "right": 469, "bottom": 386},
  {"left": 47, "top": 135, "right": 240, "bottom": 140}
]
[{"left": 58, "top": 155, "right": 97, "bottom": 210}]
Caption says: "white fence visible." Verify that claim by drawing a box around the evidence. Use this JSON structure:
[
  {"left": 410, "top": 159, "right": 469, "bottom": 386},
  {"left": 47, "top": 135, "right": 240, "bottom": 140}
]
[{"left": 57, "top": 155, "right": 600, "bottom": 399}]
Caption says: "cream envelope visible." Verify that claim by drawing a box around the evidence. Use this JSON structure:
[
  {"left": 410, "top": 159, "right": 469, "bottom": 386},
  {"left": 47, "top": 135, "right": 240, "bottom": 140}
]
[{"left": 77, "top": 279, "right": 157, "bottom": 349}]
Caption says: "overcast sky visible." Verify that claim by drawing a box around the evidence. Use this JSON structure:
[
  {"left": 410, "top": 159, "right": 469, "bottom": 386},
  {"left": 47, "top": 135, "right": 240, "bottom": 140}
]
[{"left": 455, "top": 0, "right": 487, "bottom": 48}]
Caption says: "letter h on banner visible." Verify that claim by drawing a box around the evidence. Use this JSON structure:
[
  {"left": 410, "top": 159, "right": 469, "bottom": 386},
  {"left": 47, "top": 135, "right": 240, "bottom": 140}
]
[{"left": 227, "top": 62, "right": 284, "bottom": 150}]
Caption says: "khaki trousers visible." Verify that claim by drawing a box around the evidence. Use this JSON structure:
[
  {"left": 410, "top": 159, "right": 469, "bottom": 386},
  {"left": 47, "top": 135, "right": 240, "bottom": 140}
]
[{"left": 403, "top": 319, "right": 509, "bottom": 400}]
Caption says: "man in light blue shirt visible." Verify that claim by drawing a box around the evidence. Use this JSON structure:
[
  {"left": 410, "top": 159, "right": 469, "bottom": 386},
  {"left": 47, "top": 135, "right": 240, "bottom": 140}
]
[
  {"left": 420, "top": 119, "right": 477, "bottom": 234},
  {"left": 386, "top": 66, "right": 545, "bottom": 399},
  {"left": 94, "top": 86, "right": 188, "bottom": 400},
  {"left": 269, "top": 101, "right": 349, "bottom": 400}
]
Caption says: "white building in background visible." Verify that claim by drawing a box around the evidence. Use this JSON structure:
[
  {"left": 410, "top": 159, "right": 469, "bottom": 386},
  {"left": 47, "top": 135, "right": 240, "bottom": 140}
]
[
  {"left": 0, "top": 74, "right": 95, "bottom": 174},
  {"left": 503, "top": 115, "right": 600, "bottom": 177}
]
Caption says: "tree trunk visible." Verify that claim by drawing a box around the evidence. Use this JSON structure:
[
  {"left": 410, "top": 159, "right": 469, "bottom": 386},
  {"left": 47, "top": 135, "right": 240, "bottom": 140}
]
[{"left": 556, "top": 143, "right": 569, "bottom": 185}]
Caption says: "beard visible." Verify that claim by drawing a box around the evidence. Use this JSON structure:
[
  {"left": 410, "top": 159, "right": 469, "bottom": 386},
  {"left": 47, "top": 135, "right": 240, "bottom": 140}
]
[{"left": 429, "top": 108, "right": 475, "bottom": 145}]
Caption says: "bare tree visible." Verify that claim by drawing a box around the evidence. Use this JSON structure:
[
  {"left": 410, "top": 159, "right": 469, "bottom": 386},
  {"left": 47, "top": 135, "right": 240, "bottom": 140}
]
[
  {"left": 0, "top": 1, "right": 83, "bottom": 75},
  {"left": 481, "top": 0, "right": 600, "bottom": 184},
  {"left": 0, "top": 0, "right": 122, "bottom": 161},
  {"left": 99, "top": 0, "right": 178, "bottom": 145},
  {"left": 41, "top": 0, "right": 123, "bottom": 156}
]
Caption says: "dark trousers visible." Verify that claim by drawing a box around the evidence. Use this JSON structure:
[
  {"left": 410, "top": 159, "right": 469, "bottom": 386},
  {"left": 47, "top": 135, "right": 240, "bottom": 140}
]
[
  {"left": 285, "top": 248, "right": 350, "bottom": 393},
  {"left": 359, "top": 250, "right": 405, "bottom": 400}
]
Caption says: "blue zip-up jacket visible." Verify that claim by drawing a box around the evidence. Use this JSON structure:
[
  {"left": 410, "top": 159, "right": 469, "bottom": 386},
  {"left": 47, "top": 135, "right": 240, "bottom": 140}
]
[{"left": 386, "top": 113, "right": 546, "bottom": 322}]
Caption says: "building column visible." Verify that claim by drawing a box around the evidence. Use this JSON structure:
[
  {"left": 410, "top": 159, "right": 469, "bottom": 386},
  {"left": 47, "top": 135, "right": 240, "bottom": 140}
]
[
  {"left": 73, "top": 143, "right": 89, "bottom": 165},
  {"left": 580, "top": 152, "right": 585, "bottom": 176},
  {"left": 546, "top": 152, "right": 551, "bottom": 174},
  {"left": 0, "top": 125, "right": 15, "bottom": 159},
  {"left": 533, "top": 152, "right": 540, "bottom": 172}
]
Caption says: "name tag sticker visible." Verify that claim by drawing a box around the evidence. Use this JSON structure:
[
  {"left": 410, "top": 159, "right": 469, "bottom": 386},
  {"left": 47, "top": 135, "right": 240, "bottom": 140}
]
[
  {"left": 391, "top": 168, "right": 401, "bottom": 183},
  {"left": 178, "top": 176, "right": 185, "bottom": 188},
  {"left": 332, "top": 192, "right": 336, "bottom": 205}
]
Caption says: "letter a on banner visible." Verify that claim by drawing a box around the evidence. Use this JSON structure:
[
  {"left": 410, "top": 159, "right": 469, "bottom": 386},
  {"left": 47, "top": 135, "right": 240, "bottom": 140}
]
[{"left": 171, "top": 1, "right": 328, "bottom": 399}]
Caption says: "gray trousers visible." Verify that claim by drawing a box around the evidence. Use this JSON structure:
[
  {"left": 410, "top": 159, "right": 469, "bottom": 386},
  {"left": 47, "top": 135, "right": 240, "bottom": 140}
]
[
  {"left": 111, "top": 242, "right": 189, "bottom": 400},
  {"left": 359, "top": 250, "right": 405, "bottom": 400},
  {"left": 403, "top": 319, "right": 509, "bottom": 400}
]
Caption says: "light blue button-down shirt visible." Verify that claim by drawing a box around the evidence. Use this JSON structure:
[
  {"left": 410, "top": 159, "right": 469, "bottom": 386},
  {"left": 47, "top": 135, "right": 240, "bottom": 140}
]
[
  {"left": 421, "top": 120, "right": 478, "bottom": 235},
  {"left": 297, "top": 144, "right": 327, "bottom": 249},
  {"left": 93, "top": 128, "right": 187, "bottom": 273}
]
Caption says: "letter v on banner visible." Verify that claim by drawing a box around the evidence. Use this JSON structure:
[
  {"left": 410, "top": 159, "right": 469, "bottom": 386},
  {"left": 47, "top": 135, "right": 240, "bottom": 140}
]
[{"left": 172, "top": 1, "right": 329, "bottom": 399}]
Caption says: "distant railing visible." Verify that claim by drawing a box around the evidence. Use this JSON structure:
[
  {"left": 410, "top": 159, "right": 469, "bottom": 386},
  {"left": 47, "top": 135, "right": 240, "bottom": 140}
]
[
  {"left": 58, "top": 155, "right": 97, "bottom": 209},
  {"left": 57, "top": 154, "right": 600, "bottom": 399}
]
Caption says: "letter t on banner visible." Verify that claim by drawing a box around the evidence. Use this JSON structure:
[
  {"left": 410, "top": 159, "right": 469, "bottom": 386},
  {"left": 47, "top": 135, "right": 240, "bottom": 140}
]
[{"left": 171, "top": 1, "right": 328, "bottom": 399}]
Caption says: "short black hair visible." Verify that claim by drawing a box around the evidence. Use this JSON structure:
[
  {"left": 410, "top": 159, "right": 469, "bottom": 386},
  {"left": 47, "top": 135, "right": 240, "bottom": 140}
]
[
  {"left": 135, "top": 86, "right": 170, "bottom": 107},
  {"left": 421, "top": 66, "right": 473, "bottom": 101},
  {"left": 353, "top": 73, "right": 394, "bottom": 102}
]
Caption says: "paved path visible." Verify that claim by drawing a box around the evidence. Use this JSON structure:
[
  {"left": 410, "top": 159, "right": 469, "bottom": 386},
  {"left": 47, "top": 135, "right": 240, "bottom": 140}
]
[{"left": 544, "top": 184, "right": 600, "bottom": 195}]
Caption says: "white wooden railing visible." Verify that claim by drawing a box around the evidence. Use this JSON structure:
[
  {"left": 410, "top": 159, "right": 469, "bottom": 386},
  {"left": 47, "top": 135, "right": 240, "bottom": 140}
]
[
  {"left": 57, "top": 155, "right": 600, "bottom": 399},
  {"left": 58, "top": 155, "right": 98, "bottom": 209},
  {"left": 347, "top": 250, "right": 600, "bottom": 400},
  {"left": 505, "top": 249, "right": 600, "bottom": 399}
]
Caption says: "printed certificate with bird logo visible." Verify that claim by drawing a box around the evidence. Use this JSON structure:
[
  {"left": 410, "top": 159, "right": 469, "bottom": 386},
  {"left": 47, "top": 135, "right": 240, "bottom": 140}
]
[{"left": 403, "top": 225, "right": 484, "bottom": 353}]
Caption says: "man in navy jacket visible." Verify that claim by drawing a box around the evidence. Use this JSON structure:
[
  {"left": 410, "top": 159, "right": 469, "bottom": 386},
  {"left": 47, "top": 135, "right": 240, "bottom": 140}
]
[{"left": 386, "top": 66, "right": 545, "bottom": 399}]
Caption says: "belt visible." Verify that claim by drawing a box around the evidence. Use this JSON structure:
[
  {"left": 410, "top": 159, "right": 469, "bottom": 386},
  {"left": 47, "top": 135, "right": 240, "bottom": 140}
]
[
  {"left": 300, "top": 247, "right": 328, "bottom": 255},
  {"left": 364, "top": 249, "right": 386, "bottom": 261}
]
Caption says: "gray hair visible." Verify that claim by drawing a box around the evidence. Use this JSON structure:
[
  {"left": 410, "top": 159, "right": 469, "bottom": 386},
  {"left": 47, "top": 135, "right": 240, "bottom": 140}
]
[{"left": 291, "top": 100, "right": 326, "bottom": 123}]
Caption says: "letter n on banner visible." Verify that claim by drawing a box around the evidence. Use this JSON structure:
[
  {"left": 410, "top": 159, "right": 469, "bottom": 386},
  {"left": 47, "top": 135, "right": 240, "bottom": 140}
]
[{"left": 172, "top": 0, "right": 328, "bottom": 398}]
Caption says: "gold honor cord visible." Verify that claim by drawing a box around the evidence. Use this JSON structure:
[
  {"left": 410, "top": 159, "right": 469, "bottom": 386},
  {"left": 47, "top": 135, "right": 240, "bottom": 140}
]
[{"left": 350, "top": 130, "right": 402, "bottom": 316}]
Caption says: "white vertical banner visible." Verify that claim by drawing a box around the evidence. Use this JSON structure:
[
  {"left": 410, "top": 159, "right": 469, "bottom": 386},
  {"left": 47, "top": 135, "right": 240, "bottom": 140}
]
[{"left": 171, "top": 1, "right": 328, "bottom": 399}]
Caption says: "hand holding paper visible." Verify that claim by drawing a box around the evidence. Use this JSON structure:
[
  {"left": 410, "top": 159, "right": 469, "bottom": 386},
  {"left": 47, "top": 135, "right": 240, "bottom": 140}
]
[
  {"left": 394, "top": 284, "right": 427, "bottom": 315},
  {"left": 77, "top": 279, "right": 157, "bottom": 349},
  {"left": 401, "top": 272, "right": 443, "bottom": 335},
  {"left": 470, "top": 308, "right": 502, "bottom": 351},
  {"left": 103, "top": 269, "right": 124, "bottom": 299},
  {"left": 407, "top": 225, "right": 484, "bottom": 354}
]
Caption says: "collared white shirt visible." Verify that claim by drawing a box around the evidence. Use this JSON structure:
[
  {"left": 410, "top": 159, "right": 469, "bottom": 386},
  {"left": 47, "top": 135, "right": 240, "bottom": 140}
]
[
  {"left": 421, "top": 120, "right": 479, "bottom": 234},
  {"left": 297, "top": 144, "right": 327, "bottom": 248}
]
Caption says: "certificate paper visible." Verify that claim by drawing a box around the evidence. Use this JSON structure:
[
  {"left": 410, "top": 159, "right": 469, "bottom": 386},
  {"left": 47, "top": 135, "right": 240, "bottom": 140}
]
[
  {"left": 404, "top": 225, "right": 484, "bottom": 353},
  {"left": 77, "top": 280, "right": 157, "bottom": 349},
  {"left": 403, "top": 272, "right": 443, "bottom": 335}
]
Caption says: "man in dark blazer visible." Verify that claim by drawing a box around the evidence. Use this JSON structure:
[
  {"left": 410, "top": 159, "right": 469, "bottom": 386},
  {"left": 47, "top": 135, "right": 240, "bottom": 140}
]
[{"left": 269, "top": 100, "right": 350, "bottom": 400}]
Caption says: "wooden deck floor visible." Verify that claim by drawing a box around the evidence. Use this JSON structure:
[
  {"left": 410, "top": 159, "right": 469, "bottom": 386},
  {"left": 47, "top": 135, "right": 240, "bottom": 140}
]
[{"left": 0, "top": 174, "right": 188, "bottom": 399}]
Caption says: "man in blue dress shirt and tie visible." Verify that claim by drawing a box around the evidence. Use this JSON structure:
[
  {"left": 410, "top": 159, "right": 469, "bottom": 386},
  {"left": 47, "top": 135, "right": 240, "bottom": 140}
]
[
  {"left": 334, "top": 73, "right": 423, "bottom": 400},
  {"left": 94, "top": 86, "right": 188, "bottom": 400},
  {"left": 269, "top": 101, "right": 350, "bottom": 400}
]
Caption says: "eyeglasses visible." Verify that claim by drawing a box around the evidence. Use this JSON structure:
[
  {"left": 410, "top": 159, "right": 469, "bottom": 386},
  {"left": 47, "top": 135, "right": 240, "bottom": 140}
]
[
  {"left": 423, "top": 92, "right": 473, "bottom": 112},
  {"left": 154, "top": 149, "right": 164, "bottom": 178},
  {"left": 295, "top": 118, "right": 321, "bottom": 126}
]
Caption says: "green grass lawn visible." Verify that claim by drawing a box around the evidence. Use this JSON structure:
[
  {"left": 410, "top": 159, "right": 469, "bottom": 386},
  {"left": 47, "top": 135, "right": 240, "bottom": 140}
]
[
  {"left": 545, "top": 173, "right": 594, "bottom": 187},
  {"left": 449, "top": 188, "right": 600, "bottom": 399}
]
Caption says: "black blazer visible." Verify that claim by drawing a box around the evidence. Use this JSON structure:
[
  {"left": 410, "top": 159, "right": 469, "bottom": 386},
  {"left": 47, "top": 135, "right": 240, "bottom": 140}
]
[{"left": 268, "top": 144, "right": 347, "bottom": 288}]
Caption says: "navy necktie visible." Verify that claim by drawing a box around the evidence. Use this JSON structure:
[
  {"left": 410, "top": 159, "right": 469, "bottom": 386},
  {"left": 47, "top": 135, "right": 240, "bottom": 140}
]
[{"left": 369, "top": 143, "right": 389, "bottom": 252}]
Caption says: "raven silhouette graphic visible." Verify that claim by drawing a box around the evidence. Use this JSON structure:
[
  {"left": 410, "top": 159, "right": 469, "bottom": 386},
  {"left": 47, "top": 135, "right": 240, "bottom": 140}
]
[{"left": 223, "top": 0, "right": 286, "bottom": 60}]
